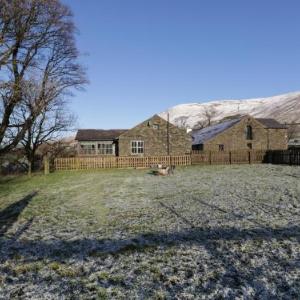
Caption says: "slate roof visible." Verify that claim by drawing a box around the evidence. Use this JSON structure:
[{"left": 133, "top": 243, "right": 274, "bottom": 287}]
[
  {"left": 75, "top": 129, "right": 127, "bottom": 141},
  {"left": 192, "top": 118, "right": 241, "bottom": 145},
  {"left": 255, "top": 118, "right": 288, "bottom": 129},
  {"left": 192, "top": 117, "right": 287, "bottom": 145}
]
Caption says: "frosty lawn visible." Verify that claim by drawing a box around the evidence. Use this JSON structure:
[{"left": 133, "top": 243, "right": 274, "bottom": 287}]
[{"left": 0, "top": 165, "right": 300, "bottom": 299}]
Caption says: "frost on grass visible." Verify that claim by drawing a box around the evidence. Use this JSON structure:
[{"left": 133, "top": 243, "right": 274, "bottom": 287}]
[{"left": 0, "top": 165, "right": 300, "bottom": 299}]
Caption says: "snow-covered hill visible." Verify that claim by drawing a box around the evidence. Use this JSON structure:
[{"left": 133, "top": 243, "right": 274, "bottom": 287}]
[{"left": 160, "top": 92, "right": 300, "bottom": 129}]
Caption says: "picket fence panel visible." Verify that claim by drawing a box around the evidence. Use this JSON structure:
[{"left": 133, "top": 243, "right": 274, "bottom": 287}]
[
  {"left": 54, "top": 155, "right": 191, "bottom": 170},
  {"left": 54, "top": 150, "right": 299, "bottom": 171}
]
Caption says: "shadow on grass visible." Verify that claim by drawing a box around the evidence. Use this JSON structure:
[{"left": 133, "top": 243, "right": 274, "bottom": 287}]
[
  {"left": 0, "top": 191, "right": 299, "bottom": 263},
  {"left": 1, "top": 223, "right": 299, "bottom": 261},
  {"left": 159, "top": 201, "right": 195, "bottom": 228},
  {"left": 0, "top": 191, "right": 37, "bottom": 237},
  {"left": 0, "top": 176, "right": 16, "bottom": 185},
  {"left": 0, "top": 214, "right": 299, "bottom": 297}
]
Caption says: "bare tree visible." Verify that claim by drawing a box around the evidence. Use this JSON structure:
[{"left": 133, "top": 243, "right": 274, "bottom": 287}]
[
  {"left": 193, "top": 119, "right": 208, "bottom": 130},
  {"left": 194, "top": 107, "right": 218, "bottom": 130},
  {"left": 0, "top": 0, "right": 86, "bottom": 154},
  {"left": 202, "top": 106, "right": 217, "bottom": 127},
  {"left": 173, "top": 116, "right": 189, "bottom": 129},
  {"left": 18, "top": 82, "right": 76, "bottom": 174}
]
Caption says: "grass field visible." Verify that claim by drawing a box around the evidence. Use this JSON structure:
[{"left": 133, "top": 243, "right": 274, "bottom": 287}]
[{"left": 0, "top": 165, "right": 300, "bottom": 299}]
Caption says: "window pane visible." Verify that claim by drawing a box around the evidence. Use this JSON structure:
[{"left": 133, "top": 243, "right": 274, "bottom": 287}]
[
  {"left": 106, "top": 145, "right": 113, "bottom": 154},
  {"left": 246, "top": 126, "right": 253, "bottom": 140},
  {"left": 97, "top": 143, "right": 113, "bottom": 155},
  {"left": 131, "top": 140, "right": 144, "bottom": 154}
]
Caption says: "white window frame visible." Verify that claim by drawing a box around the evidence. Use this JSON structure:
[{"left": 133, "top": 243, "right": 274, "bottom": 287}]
[
  {"left": 131, "top": 140, "right": 144, "bottom": 155},
  {"left": 80, "top": 143, "right": 96, "bottom": 155},
  {"left": 98, "top": 143, "right": 113, "bottom": 155}
]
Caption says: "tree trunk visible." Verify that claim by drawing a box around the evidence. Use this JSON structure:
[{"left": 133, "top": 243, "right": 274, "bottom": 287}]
[
  {"left": 27, "top": 155, "right": 34, "bottom": 176},
  {"left": 44, "top": 155, "right": 50, "bottom": 175},
  {"left": 27, "top": 160, "right": 32, "bottom": 176},
  {"left": 26, "top": 148, "right": 36, "bottom": 176}
]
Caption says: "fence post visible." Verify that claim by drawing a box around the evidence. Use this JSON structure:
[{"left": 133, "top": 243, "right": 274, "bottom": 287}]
[
  {"left": 229, "top": 151, "right": 232, "bottom": 164},
  {"left": 268, "top": 151, "right": 272, "bottom": 164},
  {"left": 44, "top": 155, "right": 50, "bottom": 175},
  {"left": 248, "top": 151, "right": 251, "bottom": 164},
  {"left": 209, "top": 151, "right": 212, "bottom": 165}
]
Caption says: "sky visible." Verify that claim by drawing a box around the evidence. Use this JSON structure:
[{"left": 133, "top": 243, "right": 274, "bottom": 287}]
[{"left": 63, "top": 0, "right": 300, "bottom": 129}]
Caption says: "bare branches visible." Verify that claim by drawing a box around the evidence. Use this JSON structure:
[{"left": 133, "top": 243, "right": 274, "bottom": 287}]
[
  {"left": 194, "top": 107, "right": 218, "bottom": 130},
  {"left": 19, "top": 80, "right": 76, "bottom": 173},
  {"left": 202, "top": 107, "right": 217, "bottom": 127},
  {"left": 0, "top": 0, "right": 87, "bottom": 154}
]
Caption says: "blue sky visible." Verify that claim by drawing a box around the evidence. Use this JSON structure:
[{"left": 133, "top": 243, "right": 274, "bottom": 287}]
[{"left": 63, "top": 0, "right": 300, "bottom": 129}]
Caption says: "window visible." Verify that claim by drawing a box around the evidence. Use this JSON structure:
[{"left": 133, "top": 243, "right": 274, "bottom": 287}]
[
  {"left": 192, "top": 144, "right": 203, "bottom": 151},
  {"left": 246, "top": 125, "right": 253, "bottom": 140},
  {"left": 98, "top": 143, "right": 113, "bottom": 155},
  {"left": 80, "top": 144, "right": 95, "bottom": 154},
  {"left": 152, "top": 124, "right": 159, "bottom": 130},
  {"left": 247, "top": 143, "right": 252, "bottom": 149},
  {"left": 219, "top": 144, "right": 224, "bottom": 151},
  {"left": 131, "top": 140, "right": 144, "bottom": 154}
]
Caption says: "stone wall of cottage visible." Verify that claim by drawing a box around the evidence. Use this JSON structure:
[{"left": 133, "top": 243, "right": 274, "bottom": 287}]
[
  {"left": 118, "top": 115, "right": 192, "bottom": 156},
  {"left": 201, "top": 116, "right": 288, "bottom": 151}
]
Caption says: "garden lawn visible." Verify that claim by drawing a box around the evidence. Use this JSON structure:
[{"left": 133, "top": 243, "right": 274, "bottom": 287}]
[{"left": 0, "top": 164, "right": 300, "bottom": 299}]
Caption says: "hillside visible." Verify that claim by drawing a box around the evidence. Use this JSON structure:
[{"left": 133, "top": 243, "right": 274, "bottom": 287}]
[{"left": 160, "top": 92, "right": 300, "bottom": 131}]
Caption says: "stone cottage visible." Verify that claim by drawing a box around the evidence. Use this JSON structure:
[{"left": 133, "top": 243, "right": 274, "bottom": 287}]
[
  {"left": 192, "top": 115, "right": 288, "bottom": 151},
  {"left": 75, "top": 114, "right": 192, "bottom": 156}
]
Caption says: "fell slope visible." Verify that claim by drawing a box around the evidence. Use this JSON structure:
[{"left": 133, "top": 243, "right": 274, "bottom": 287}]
[{"left": 160, "top": 92, "right": 300, "bottom": 129}]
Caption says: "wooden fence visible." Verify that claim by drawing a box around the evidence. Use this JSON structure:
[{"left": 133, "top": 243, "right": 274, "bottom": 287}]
[
  {"left": 191, "top": 150, "right": 268, "bottom": 165},
  {"left": 268, "top": 149, "right": 300, "bottom": 166},
  {"left": 54, "top": 150, "right": 300, "bottom": 171},
  {"left": 54, "top": 155, "right": 191, "bottom": 170},
  {"left": 191, "top": 149, "right": 300, "bottom": 166}
]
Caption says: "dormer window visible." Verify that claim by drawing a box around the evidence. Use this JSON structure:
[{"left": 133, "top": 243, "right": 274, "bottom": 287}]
[{"left": 246, "top": 125, "right": 253, "bottom": 140}]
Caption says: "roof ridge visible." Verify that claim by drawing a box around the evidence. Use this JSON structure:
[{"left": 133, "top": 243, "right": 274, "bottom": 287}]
[
  {"left": 78, "top": 129, "right": 128, "bottom": 131},
  {"left": 75, "top": 129, "right": 128, "bottom": 141}
]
